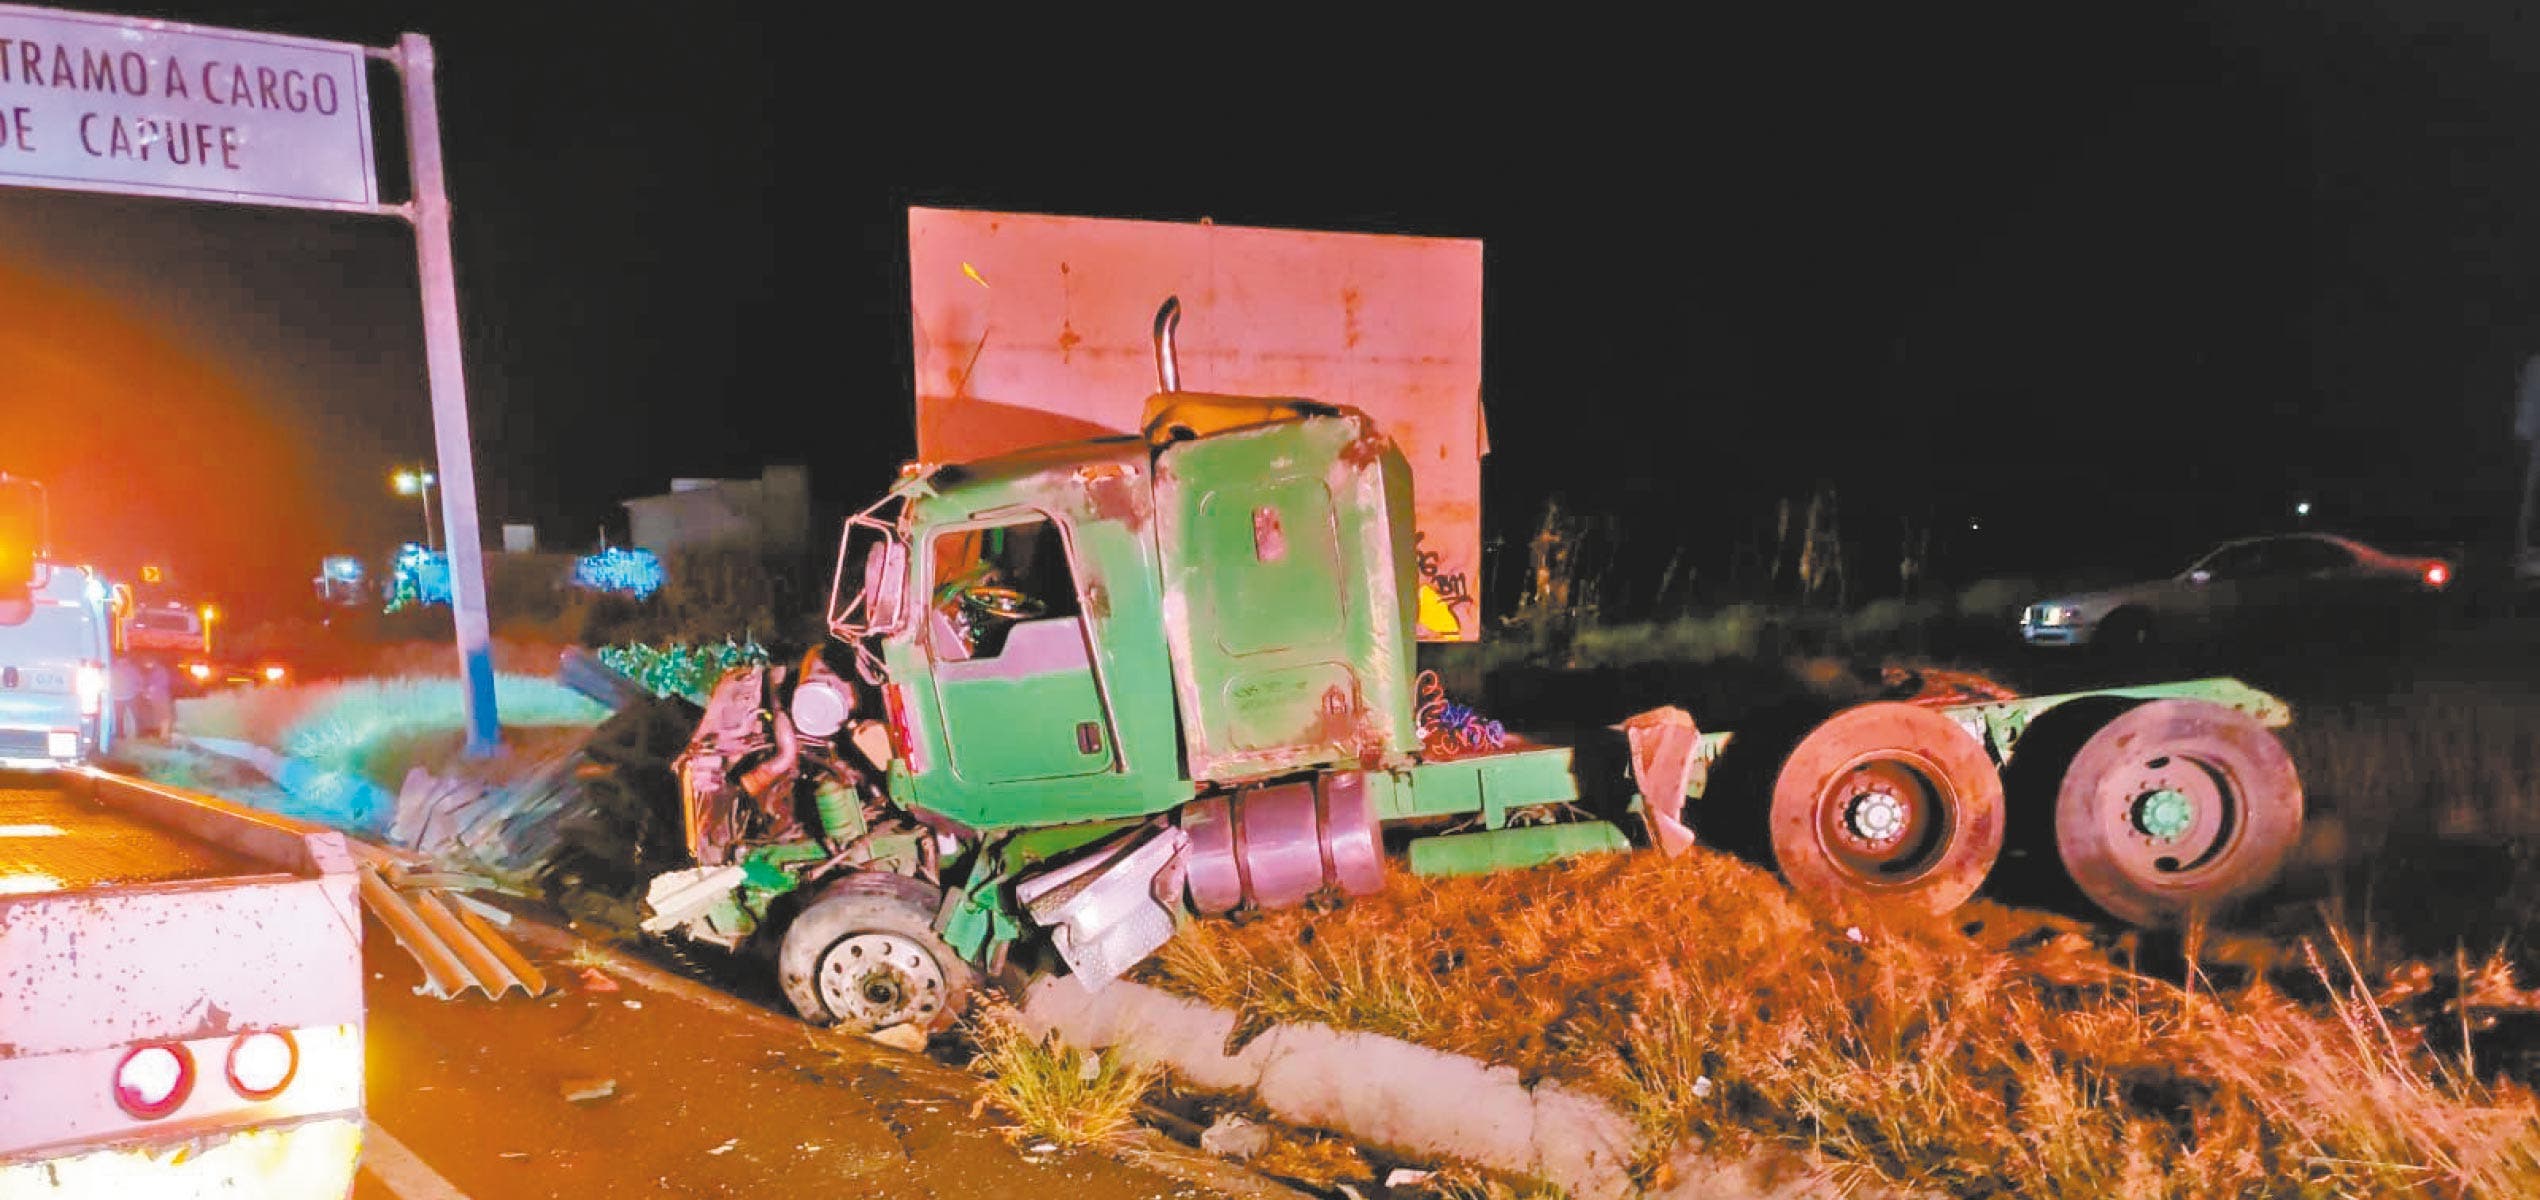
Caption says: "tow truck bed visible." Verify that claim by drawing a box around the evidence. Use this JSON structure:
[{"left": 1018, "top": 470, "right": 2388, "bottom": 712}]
[
  {"left": 0, "top": 775, "right": 268, "bottom": 890},
  {"left": 0, "top": 768, "right": 365, "bottom": 1197}
]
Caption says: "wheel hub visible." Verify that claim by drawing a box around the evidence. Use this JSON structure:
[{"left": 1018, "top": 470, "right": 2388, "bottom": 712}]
[
  {"left": 2104, "top": 752, "right": 2238, "bottom": 877},
  {"left": 2131, "top": 787, "right": 2196, "bottom": 843},
  {"left": 1845, "top": 788, "right": 1910, "bottom": 846},
  {"left": 818, "top": 932, "right": 946, "bottom": 1030},
  {"left": 1816, "top": 755, "right": 1951, "bottom": 884}
]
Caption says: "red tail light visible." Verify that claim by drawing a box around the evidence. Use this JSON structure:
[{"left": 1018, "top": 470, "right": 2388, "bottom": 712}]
[
  {"left": 113, "top": 1042, "right": 195, "bottom": 1119},
  {"left": 2424, "top": 562, "right": 2451, "bottom": 588},
  {"left": 226, "top": 1030, "right": 298, "bottom": 1099},
  {"left": 882, "top": 682, "right": 926, "bottom": 773},
  {"left": 73, "top": 662, "right": 104, "bottom": 716}
]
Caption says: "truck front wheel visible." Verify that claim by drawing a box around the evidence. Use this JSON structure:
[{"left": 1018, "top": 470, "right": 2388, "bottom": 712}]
[
  {"left": 777, "top": 873, "right": 976, "bottom": 1035},
  {"left": 1768, "top": 702, "right": 2007, "bottom": 916}
]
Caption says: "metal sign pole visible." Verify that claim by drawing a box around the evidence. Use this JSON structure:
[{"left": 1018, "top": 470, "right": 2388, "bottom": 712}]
[{"left": 392, "top": 32, "right": 500, "bottom": 757}]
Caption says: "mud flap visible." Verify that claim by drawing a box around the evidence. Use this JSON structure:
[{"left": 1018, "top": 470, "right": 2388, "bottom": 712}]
[
  {"left": 1016, "top": 824, "right": 1190, "bottom": 991},
  {"left": 1618, "top": 706, "right": 1702, "bottom": 855}
]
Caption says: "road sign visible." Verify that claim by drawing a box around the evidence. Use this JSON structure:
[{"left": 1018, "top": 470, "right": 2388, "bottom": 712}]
[
  {"left": 0, "top": 5, "right": 498, "bottom": 755},
  {"left": 0, "top": 3, "right": 375, "bottom": 209}
]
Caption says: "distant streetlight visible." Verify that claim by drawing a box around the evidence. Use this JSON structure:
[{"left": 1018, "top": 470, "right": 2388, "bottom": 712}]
[
  {"left": 2295, "top": 500, "right": 2313, "bottom": 522},
  {"left": 393, "top": 468, "right": 440, "bottom": 551},
  {"left": 198, "top": 603, "right": 217, "bottom": 656}
]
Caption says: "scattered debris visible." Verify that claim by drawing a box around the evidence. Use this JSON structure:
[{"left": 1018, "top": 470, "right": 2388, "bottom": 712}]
[
  {"left": 1198, "top": 1114, "right": 1271, "bottom": 1162},
  {"left": 867, "top": 1023, "right": 929, "bottom": 1054},
  {"left": 1383, "top": 1167, "right": 1434, "bottom": 1188},
  {"left": 355, "top": 857, "right": 551, "bottom": 1001},
  {"left": 705, "top": 1138, "right": 737, "bottom": 1156},
  {"left": 560, "top": 1077, "right": 617, "bottom": 1104},
  {"left": 623, "top": 1000, "right": 643, "bottom": 1010},
  {"left": 578, "top": 967, "right": 619, "bottom": 993}
]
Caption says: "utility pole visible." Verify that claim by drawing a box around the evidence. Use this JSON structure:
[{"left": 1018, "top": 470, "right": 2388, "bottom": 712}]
[{"left": 390, "top": 33, "right": 500, "bottom": 757}]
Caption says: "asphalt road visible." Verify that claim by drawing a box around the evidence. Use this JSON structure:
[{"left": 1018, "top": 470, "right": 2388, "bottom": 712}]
[{"left": 346, "top": 907, "right": 1288, "bottom": 1200}]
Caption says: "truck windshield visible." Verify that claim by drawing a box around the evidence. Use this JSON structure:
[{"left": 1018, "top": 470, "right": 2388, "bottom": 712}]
[{"left": 0, "top": 600, "right": 100, "bottom": 660}]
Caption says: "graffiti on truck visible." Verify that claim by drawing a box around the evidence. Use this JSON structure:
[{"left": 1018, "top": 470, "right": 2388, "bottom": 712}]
[{"left": 1415, "top": 530, "right": 1475, "bottom": 639}]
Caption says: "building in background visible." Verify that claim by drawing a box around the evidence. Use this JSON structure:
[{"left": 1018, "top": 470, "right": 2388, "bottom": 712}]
[{"left": 622, "top": 465, "right": 810, "bottom": 559}]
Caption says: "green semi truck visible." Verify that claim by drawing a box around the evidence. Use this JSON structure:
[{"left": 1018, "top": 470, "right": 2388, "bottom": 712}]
[{"left": 638, "top": 300, "right": 2305, "bottom": 1035}]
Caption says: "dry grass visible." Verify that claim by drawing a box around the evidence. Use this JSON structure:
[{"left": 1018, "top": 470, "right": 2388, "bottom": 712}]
[
  {"left": 966, "top": 999, "right": 1165, "bottom": 1149},
  {"left": 1244, "top": 1129, "right": 1376, "bottom": 1191},
  {"left": 1148, "top": 850, "right": 2540, "bottom": 1198},
  {"left": 1419, "top": 1167, "right": 1570, "bottom": 1200},
  {"left": 2283, "top": 687, "right": 2540, "bottom": 849}
]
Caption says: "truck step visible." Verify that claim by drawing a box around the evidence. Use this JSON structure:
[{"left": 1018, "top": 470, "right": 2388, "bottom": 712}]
[{"left": 1405, "top": 821, "right": 1632, "bottom": 877}]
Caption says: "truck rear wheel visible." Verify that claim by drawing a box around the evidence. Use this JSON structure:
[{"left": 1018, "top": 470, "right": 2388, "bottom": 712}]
[
  {"left": 1768, "top": 702, "right": 2005, "bottom": 916},
  {"left": 777, "top": 873, "right": 975, "bottom": 1035},
  {"left": 2051, "top": 699, "right": 2302, "bottom": 927}
]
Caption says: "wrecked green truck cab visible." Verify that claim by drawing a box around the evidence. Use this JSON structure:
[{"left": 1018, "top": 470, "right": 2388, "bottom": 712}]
[{"left": 640, "top": 314, "right": 2307, "bottom": 1037}]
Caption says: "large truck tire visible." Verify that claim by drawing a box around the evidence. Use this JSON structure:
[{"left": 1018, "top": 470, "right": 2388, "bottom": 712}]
[
  {"left": 777, "top": 872, "right": 976, "bottom": 1035},
  {"left": 1768, "top": 701, "right": 2006, "bottom": 916},
  {"left": 2049, "top": 699, "right": 2302, "bottom": 927}
]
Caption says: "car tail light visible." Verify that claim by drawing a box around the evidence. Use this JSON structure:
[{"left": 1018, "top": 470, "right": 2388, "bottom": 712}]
[
  {"left": 113, "top": 1042, "right": 194, "bottom": 1119},
  {"left": 226, "top": 1030, "right": 298, "bottom": 1099},
  {"left": 2425, "top": 562, "right": 2451, "bottom": 588},
  {"left": 73, "top": 662, "right": 104, "bottom": 716}
]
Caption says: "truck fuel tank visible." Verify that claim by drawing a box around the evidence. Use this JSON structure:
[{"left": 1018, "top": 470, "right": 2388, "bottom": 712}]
[{"left": 1180, "top": 771, "right": 1386, "bottom": 916}]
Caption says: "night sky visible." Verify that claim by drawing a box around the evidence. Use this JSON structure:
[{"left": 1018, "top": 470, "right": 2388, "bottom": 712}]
[{"left": 4, "top": 2, "right": 2538, "bottom": 621}]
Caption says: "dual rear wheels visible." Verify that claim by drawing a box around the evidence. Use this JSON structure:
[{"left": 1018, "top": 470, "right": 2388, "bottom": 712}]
[
  {"left": 2043, "top": 699, "right": 2303, "bottom": 927},
  {"left": 1763, "top": 698, "right": 2302, "bottom": 927},
  {"left": 1768, "top": 702, "right": 2004, "bottom": 916}
]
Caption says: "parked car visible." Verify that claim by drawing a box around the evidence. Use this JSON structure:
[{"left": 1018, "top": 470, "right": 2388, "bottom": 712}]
[{"left": 2020, "top": 532, "right": 2454, "bottom": 651}]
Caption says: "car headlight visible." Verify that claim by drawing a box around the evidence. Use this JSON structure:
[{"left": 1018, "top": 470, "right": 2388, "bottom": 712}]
[{"left": 2031, "top": 604, "right": 2083, "bottom": 627}]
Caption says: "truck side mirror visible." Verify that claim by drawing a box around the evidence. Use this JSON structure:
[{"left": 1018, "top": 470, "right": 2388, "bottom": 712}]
[{"left": 862, "top": 539, "right": 910, "bottom": 636}]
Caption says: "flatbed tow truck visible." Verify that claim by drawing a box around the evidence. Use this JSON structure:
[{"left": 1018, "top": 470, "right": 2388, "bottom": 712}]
[
  {"left": 0, "top": 475, "right": 364, "bottom": 1199},
  {"left": 0, "top": 769, "right": 366, "bottom": 1199}
]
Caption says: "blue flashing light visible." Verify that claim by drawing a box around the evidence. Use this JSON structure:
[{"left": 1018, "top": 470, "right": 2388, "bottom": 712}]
[{"left": 385, "top": 542, "right": 452, "bottom": 611}]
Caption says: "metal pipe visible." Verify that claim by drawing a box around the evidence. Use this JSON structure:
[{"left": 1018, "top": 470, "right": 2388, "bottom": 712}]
[
  {"left": 740, "top": 709, "right": 802, "bottom": 801},
  {"left": 1153, "top": 295, "right": 1182, "bottom": 392}
]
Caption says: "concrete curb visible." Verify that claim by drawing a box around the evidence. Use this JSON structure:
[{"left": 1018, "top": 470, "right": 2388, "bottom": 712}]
[
  {"left": 495, "top": 910, "right": 1315, "bottom": 1200},
  {"left": 1020, "top": 976, "right": 1894, "bottom": 1200}
]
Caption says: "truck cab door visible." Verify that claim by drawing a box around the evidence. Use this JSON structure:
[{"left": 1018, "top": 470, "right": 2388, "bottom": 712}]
[{"left": 923, "top": 515, "right": 1116, "bottom": 784}]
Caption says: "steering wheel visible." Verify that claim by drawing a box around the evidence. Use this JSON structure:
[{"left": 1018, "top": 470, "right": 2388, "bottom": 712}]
[{"left": 957, "top": 584, "right": 1045, "bottom": 620}]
